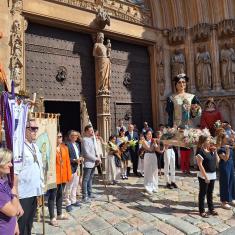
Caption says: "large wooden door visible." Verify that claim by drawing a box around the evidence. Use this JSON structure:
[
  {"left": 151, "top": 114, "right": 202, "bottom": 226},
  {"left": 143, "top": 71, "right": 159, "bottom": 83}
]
[
  {"left": 25, "top": 22, "right": 96, "bottom": 126},
  {"left": 110, "top": 39, "right": 152, "bottom": 132}
]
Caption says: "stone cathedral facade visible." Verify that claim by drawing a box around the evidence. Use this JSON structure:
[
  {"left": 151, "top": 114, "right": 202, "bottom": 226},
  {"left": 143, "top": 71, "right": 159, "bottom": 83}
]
[{"left": 0, "top": 0, "right": 235, "bottom": 136}]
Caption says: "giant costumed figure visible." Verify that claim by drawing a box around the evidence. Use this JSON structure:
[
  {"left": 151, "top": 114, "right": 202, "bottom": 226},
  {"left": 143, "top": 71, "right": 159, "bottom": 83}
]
[{"left": 166, "top": 73, "right": 202, "bottom": 174}]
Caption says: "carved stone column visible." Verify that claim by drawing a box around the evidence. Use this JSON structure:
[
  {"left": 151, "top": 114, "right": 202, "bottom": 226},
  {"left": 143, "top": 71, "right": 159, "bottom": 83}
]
[
  {"left": 210, "top": 25, "right": 222, "bottom": 91},
  {"left": 96, "top": 94, "right": 111, "bottom": 142},
  {"left": 93, "top": 32, "right": 111, "bottom": 141},
  {"left": 10, "top": 0, "right": 25, "bottom": 91}
]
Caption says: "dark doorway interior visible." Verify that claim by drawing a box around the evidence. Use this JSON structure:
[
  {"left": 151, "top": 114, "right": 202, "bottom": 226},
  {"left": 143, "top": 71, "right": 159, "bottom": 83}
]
[{"left": 44, "top": 101, "right": 80, "bottom": 136}]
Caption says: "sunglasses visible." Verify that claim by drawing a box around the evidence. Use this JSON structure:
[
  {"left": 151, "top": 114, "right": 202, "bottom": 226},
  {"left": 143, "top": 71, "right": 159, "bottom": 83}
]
[{"left": 26, "top": 126, "right": 39, "bottom": 132}]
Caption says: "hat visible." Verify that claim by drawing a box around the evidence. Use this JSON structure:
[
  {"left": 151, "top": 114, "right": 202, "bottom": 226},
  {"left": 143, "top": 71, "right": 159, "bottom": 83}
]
[{"left": 173, "top": 73, "right": 189, "bottom": 83}]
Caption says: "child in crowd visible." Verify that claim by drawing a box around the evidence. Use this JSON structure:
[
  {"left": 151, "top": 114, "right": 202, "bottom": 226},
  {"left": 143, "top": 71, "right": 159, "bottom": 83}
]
[{"left": 107, "top": 135, "right": 121, "bottom": 185}]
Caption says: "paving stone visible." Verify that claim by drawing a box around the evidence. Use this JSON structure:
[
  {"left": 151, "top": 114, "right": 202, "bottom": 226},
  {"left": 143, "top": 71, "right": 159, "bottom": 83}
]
[
  {"left": 115, "top": 222, "right": 135, "bottom": 234},
  {"left": 197, "top": 222, "right": 210, "bottom": 229},
  {"left": 201, "top": 216, "right": 223, "bottom": 226},
  {"left": 127, "top": 217, "right": 145, "bottom": 228},
  {"left": 91, "top": 227, "right": 122, "bottom": 235},
  {"left": 183, "top": 215, "right": 202, "bottom": 225},
  {"left": 220, "top": 227, "right": 235, "bottom": 235},
  {"left": 213, "top": 223, "right": 230, "bottom": 233},
  {"left": 112, "top": 209, "right": 132, "bottom": 219},
  {"left": 167, "top": 217, "right": 201, "bottom": 235},
  {"left": 226, "top": 218, "right": 235, "bottom": 227},
  {"left": 202, "top": 227, "right": 218, "bottom": 235},
  {"left": 81, "top": 216, "right": 111, "bottom": 233},
  {"left": 135, "top": 212, "right": 157, "bottom": 223},
  {"left": 137, "top": 224, "right": 163, "bottom": 235},
  {"left": 154, "top": 219, "right": 185, "bottom": 235}
]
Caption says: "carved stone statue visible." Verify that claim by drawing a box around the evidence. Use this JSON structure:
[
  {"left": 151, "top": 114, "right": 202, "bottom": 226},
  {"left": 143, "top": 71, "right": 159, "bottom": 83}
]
[
  {"left": 195, "top": 45, "right": 212, "bottom": 90},
  {"left": 12, "top": 62, "right": 21, "bottom": 85},
  {"left": 171, "top": 49, "right": 185, "bottom": 80},
  {"left": 220, "top": 43, "right": 235, "bottom": 89},
  {"left": 93, "top": 32, "right": 111, "bottom": 95},
  {"left": 96, "top": 8, "right": 110, "bottom": 29}
]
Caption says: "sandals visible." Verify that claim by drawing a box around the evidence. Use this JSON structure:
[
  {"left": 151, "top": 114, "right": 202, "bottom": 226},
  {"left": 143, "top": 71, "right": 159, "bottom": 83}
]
[
  {"left": 49, "top": 218, "right": 59, "bottom": 227},
  {"left": 200, "top": 212, "right": 209, "bottom": 218},
  {"left": 209, "top": 210, "right": 218, "bottom": 216}
]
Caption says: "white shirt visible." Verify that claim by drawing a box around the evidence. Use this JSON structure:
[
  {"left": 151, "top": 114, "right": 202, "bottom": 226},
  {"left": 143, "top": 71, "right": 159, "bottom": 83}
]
[
  {"left": 72, "top": 143, "right": 79, "bottom": 159},
  {"left": 15, "top": 142, "right": 44, "bottom": 199}
]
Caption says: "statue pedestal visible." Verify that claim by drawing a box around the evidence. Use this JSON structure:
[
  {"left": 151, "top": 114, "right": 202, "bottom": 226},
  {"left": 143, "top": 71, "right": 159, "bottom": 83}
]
[{"left": 96, "top": 94, "right": 111, "bottom": 142}]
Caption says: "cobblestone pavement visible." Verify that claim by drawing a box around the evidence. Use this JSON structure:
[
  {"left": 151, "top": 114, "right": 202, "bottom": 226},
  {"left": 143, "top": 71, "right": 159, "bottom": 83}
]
[{"left": 32, "top": 170, "right": 235, "bottom": 235}]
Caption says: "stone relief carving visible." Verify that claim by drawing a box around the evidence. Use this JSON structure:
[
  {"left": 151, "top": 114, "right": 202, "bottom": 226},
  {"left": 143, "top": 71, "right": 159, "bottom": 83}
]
[
  {"left": 218, "top": 19, "right": 235, "bottom": 38},
  {"left": 10, "top": 20, "right": 23, "bottom": 86},
  {"left": 11, "top": 0, "right": 23, "bottom": 15},
  {"left": 171, "top": 49, "right": 185, "bottom": 79},
  {"left": 195, "top": 45, "right": 212, "bottom": 91},
  {"left": 96, "top": 7, "right": 111, "bottom": 29},
  {"left": 168, "top": 27, "right": 186, "bottom": 44},
  {"left": 220, "top": 42, "right": 235, "bottom": 89},
  {"left": 156, "top": 45, "right": 165, "bottom": 96},
  {"left": 48, "top": 0, "right": 152, "bottom": 26},
  {"left": 93, "top": 32, "right": 111, "bottom": 95},
  {"left": 192, "top": 23, "right": 211, "bottom": 42}
]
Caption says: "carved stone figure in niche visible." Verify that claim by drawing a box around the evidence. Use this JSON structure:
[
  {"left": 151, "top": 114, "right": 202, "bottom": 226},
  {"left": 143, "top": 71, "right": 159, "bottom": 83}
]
[
  {"left": 12, "top": 62, "right": 21, "bottom": 85},
  {"left": 13, "top": 38, "right": 22, "bottom": 57},
  {"left": 93, "top": 32, "right": 111, "bottom": 95},
  {"left": 195, "top": 45, "right": 212, "bottom": 90},
  {"left": 220, "top": 43, "right": 235, "bottom": 89},
  {"left": 156, "top": 45, "right": 164, "bottom": 66},
  {"left": 171, "top": 49, "right": 185, "bottom": 80}
]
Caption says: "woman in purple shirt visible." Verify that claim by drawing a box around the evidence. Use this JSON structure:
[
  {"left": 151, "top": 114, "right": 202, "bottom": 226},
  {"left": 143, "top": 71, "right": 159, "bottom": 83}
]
[{"left": 0, "top": 148, "right": 19, "bottom": 235}]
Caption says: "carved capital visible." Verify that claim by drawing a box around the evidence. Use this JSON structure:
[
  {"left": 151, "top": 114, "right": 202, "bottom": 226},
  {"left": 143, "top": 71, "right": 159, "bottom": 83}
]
[
  {"left": 191, "top": 23, "right": 211, "bottom": 42},
  {"left": 218, "top": 19, "right": 235, "bottom": 38},
  {"left": 167, "top": 27, "right": 186, "bottom": 45}
]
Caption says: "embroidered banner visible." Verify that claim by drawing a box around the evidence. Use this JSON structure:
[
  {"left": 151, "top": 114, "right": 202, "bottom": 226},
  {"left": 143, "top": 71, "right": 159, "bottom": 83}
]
[{"left": 33, "top": 113, "right": 58, "bottom": 191}]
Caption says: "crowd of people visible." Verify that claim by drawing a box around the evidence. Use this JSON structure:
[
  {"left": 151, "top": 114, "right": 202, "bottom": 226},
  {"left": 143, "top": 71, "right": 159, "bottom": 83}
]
[{"left": 1, "top": 116, "right": 235, "bottom": 234}]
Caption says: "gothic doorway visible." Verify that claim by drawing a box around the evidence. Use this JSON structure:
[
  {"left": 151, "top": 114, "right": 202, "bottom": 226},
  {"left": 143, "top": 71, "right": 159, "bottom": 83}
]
[
  {"left": 25, "top": 22, "right": 96, "bottom": 127},
  {"left": 44, "top": 101, "right": 80, "bottom": 136}
]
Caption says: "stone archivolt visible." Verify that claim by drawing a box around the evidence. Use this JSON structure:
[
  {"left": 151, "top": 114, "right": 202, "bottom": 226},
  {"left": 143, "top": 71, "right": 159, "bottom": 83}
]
[{"left": 48, "top": 0, "right": 152, "bottom": 26}]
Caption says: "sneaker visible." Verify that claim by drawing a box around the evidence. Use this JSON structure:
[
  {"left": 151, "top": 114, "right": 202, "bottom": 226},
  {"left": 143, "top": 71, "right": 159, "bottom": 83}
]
[
  {"left": 82, "top": 197, "right": 91, "bottom": 204},
  {"left": 121, "top": 175, "right": 125, "bottom": 180},
  {"left": 89, "top": 194, "right": 101, "bottom": 199},
  {"left": 124, "top": 176, "right": 128, "bottom": 180},
  {"left": 166, "top": 183, "right": 173, "bottom": 189},
  {"left": 231, "top": 200, "right": 235, "bottom": 206},
  {"left": 171, "top": 182, "right": 178, "bottom": 189},
  {"left": 221, "top": 203, "right": 231, "bottom": 210},
  {"left": 72, "top": 201, "right": 81, "bottom": 207},
  {"left": 146, "top": 189, "right": 153, "bottom": 195},
  {"left": 65, "top": 205, "right": 73, "bottom": 212},
  {"left": 49, "top": 218, "right": 59, "bottom": 227}
]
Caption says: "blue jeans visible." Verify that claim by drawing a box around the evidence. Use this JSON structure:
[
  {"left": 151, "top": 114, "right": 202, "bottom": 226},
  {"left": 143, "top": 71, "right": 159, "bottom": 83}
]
[{"left": 82, "top": 167, "right": 95, "bottom": 198}]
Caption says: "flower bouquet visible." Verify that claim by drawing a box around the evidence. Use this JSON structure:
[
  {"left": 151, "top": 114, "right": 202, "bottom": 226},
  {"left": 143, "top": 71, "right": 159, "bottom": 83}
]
[
  {"left": 191, "top": 103, "right": 201, "bottom": 118},
  {"left": 214, "top": 120, "right": 222, "bottom": 129},
  {"left": 128, "top": 139, "right": 138, "bottom": 150},
  {"left": 183, "top": 128, "right": 210, "bottom": 147}
]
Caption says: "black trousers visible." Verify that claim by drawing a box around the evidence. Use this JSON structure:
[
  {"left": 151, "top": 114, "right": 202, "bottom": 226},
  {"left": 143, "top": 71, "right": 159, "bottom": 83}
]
[
  {"left": 198, "top": 177, "right": 215, "bottom": 213},
  {"left": 129, "top": 148, "right": 138, "bottom": 174},
  {"left": 18, "top": 196, "right": 37, "bottom": 235},
  {"left": 47, "top": 183, "right": 65, "bottom": 219}
]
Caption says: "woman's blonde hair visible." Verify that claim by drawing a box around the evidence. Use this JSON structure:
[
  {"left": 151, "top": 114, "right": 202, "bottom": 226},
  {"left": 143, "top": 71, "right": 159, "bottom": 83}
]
[
  {"left": 0, "top": 148, "right": 12, "bottom": 166},
  {"left": 196, "top": 135, "right": 209, "bottom": 150}
]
